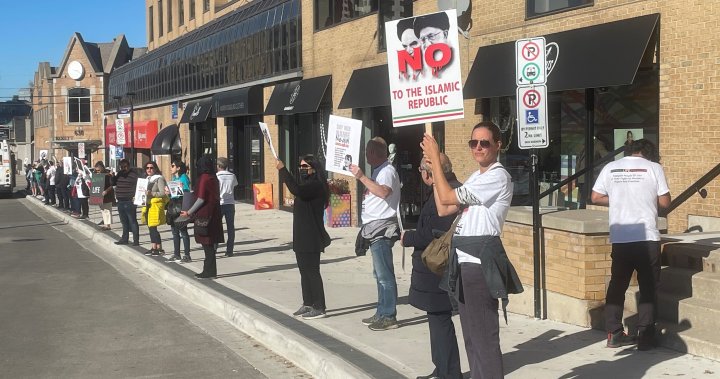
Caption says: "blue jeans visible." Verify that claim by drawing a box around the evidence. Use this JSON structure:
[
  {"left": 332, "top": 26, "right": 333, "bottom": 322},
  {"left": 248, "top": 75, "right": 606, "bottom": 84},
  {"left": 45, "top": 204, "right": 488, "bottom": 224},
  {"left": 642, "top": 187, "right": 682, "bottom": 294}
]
[
  {"left": 117, "top": 201, "right": 139, "bottom": 243},
  {"left": 171, "top": 224, "right": 190, "bottom": 257},
  {"left": 221, "top": 204, "right": 235, "bottom": 254},
  {"left": 370, "top": 238, "right": 397, "bottom": 318}
]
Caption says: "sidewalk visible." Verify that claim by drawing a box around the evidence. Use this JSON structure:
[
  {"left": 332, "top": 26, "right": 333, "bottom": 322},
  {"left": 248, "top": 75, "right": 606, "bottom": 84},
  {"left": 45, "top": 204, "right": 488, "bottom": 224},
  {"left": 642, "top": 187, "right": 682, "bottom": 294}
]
[{"left": 23, "top": 195, "right": 720, "bottom": 378}]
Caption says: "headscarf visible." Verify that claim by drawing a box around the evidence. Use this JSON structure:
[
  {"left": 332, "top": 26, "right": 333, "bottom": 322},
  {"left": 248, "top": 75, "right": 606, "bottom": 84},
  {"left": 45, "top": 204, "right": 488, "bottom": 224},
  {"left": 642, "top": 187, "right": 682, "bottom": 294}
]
[{"left": 196, "top": 155, "right": 216, "bottom": 175}]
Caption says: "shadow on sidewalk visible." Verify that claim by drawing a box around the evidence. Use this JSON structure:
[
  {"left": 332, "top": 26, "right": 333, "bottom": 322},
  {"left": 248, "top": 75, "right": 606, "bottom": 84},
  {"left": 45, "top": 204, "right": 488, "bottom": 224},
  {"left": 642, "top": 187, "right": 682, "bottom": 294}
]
[
  {"left": 503, "top": 329, "right": 601, "bottom": 375},
  {"left": 215, "top": 256, "right": 357, "bottom": 278}
]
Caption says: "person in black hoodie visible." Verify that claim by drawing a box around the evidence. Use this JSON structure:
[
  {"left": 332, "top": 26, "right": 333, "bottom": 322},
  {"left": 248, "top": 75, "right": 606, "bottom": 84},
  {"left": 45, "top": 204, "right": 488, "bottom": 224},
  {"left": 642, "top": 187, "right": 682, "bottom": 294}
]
[
  {"left": 276, "top": 155, "right": 331, "bottom": 320},
  {"left": 401, "top": 153, "right": 463, "bottom": 379}
]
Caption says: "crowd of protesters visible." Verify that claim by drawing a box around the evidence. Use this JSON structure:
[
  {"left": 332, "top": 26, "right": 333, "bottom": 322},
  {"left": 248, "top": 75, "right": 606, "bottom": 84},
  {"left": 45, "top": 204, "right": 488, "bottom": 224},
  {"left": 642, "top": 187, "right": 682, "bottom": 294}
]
[{"left": 22, "top": 124, "right": 668, "bottom": 379}]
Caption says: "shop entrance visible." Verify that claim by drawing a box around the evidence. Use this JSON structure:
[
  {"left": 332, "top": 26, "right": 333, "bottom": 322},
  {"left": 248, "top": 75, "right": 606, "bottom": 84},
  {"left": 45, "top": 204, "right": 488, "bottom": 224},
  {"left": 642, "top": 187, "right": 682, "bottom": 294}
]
[
  {"left": 227, "top": 116, "right": 264, "bottom": 202},
  {"left": 189, "top": 120, "right": 217, "bottom": 183}
]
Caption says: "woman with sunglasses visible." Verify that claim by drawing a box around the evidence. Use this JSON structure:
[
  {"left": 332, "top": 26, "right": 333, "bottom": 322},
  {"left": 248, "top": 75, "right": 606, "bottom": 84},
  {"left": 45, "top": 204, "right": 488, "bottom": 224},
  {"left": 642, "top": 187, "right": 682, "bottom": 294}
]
[
  {"left": 276, "top": 155, "right": 331, "bottom": 319},
  {"left": 143, "top": 161, "right": 168, "bottom": 256},
  {"left": 180, "top": 156, "right": 224, "bottom": 279},
  {"left": 165, "top": 160, "right": 192, "bottom": 262},
  {"left": 421, "top": 121, "right": 522, "bottom": 379}
]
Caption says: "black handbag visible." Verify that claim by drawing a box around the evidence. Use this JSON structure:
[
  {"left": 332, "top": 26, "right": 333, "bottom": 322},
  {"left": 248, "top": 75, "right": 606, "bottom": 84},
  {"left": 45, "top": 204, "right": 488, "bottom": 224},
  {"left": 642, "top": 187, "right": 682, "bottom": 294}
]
[
  {"left": 166, "top": 198, "right": 183, "bottom": 225},
  {"left": 194, "top": 216, "right": 210, "bottom": 236}
]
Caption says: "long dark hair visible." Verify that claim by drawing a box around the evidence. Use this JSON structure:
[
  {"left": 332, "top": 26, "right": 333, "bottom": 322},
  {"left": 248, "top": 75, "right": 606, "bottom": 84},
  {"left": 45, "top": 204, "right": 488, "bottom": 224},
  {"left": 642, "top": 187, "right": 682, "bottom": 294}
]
[
  {"left": 196, "top": 155, "right": 216, "bottom": 175},
  {"left": 301, "top": 154, "right": 330, "bottom": 208},
  {"left": 172, "top": 159, "right": 188, "bottom": 175}
]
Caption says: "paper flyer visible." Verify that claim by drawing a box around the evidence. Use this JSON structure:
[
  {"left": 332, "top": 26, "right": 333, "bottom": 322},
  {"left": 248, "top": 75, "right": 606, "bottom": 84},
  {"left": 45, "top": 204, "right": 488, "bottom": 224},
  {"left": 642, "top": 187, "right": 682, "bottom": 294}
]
[
  {"left": 167, "top": 181, "right": 184, "bottom": 199},
  {"left": 259, "top": 122, "right": 278, "bottom": 159},
  {"left": 325, "top": 115, "right": 362, "bottom": 176},
  {"left": 134, "top": 178, "right": 149, "bottom": 206}
]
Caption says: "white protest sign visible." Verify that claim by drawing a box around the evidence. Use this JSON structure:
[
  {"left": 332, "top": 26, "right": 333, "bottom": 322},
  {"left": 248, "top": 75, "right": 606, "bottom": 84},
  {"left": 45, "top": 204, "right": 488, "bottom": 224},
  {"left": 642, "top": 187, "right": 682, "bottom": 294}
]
[
  {"left": 134, "top": 178, "right": 149, "bottom": 206},
  {"left": 325, "top": 115, "right": 362, "bottom": 176},
  {"left": 258, "top": 122, "right": 278, "bottom": 159},
  {"left": 78, "top": 143, "right": 86, "bottom": 159},
  {"left": 385, "top": 10, "right": 464, "bottom": 127},
  {"left": 63, "top": 156, "right": 73, "bottom": 175},
  {"left": 115, "top": 119, "right": 126, "bottom": 145}
]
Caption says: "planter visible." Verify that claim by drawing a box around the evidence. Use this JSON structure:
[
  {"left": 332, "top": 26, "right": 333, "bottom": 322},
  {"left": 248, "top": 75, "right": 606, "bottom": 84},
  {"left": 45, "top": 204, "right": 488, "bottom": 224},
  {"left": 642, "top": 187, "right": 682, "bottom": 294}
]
[{"left": 325, "top": 193, "right": 351, "bottom": 227}]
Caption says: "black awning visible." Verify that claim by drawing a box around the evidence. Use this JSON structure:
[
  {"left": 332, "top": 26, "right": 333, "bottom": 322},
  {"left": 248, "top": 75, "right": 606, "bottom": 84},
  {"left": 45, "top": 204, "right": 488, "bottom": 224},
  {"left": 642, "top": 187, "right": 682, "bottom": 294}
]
[
  {"left": 264, "top": 75, "right": 331, "bottom": 115},
  {"left": 464, "top": 13, "right": 660, "bottom": 99},
  {"left": 212, "top": 86, "right": 264, "bottom": 117},
  {"left": 180, "top": 98, "right": 213, "bottom": 123},
  {"left": 338, "top": 65, "right": 390, "bottom": 109},
  {"left": 151, "top": 124, "right": 181, "bottom": 155}
]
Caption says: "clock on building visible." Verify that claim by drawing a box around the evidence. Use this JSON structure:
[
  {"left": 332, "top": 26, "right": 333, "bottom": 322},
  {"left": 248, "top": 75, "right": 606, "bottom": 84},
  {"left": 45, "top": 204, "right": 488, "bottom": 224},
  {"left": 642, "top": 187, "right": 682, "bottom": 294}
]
[{"left": 67, "top": 60, "right": 84, "bottom": 80}]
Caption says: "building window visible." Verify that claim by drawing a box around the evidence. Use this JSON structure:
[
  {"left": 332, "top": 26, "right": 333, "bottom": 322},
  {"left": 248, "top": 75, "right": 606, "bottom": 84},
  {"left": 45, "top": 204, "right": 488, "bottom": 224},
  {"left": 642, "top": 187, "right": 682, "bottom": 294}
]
[
  {"left": 149, "top": 6, "right": 154, "bottom": 41},
  {"left": 159, "top": 0, "right": 164, "bottom": 36},
  {"left": 378, "top": 0, "right": 412, "bottom": 51},
  {"left": 67, "top": 88, "right": 91, "bottom": 123},
  {"left": 526, "top": 0, "right": 593, "bottom": 19},
  {"left": 168, "top": 0, "right": 173, "bottom": 31},
  {"left": 179, "top": 0, "right": 185, "bottom": 25},
  {"left": 190, "top": 0, "right": 196, "bottom": 20},
  {"left": 203, "top": 0, "right": 210, "bottom": 13},
  {"left": 314, "top": 0, "right": 378, "bottom": 30}
]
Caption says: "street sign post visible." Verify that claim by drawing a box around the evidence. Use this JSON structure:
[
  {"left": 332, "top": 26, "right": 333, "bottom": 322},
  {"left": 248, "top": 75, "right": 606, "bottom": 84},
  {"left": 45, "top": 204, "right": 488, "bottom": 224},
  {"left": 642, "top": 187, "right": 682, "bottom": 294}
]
[
  {"left": 118, "top": 107, "right": 131, "bottom": 119},
  {"left": 516, "top": 37, "right": 546, "bottom": 86},
  {"left": 115, "top": 119, "right": 126, "bottom": 146},
  {"left": 516, "top": 85, "right": 549, "bottom": 149}
]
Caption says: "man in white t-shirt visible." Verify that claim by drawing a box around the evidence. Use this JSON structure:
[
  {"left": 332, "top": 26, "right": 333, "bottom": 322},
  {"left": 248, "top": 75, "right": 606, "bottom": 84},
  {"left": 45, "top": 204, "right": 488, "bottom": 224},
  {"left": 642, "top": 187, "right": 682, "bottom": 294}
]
[
  {"left": 45, "top": 161, "right": 57, "bottom": 205},
  {"left": 350, "top": 137, "right": 401, "bottom": 331},
  {"left": 216, "top": 157, "right": 238, "bottom": 257},
  {"left": 592, "top": 139, "right": 671, "bottom": 351}
]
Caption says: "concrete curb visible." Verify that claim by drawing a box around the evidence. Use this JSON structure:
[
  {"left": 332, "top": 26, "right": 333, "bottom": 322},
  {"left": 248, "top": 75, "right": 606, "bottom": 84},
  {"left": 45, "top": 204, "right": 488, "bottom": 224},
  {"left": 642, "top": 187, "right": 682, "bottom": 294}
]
[{"left": 22, "top": 197, "right": 373, "bottom": 379}]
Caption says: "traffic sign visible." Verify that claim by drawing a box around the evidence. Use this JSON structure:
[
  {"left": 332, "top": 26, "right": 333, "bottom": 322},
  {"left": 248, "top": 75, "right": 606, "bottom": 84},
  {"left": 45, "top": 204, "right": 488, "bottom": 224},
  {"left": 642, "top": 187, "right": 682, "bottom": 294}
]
[
  {"left": 118, "top": 107, "right": 131, "bottom": 119},
  {"left": 115, "top": 119, "right": 126, "bottom": 146},
  {"left": 516, "top": 85, "right": 549, "bottom": 149},
  {"left": 516, "top": 37, "right": 546, "bottom": 86}
]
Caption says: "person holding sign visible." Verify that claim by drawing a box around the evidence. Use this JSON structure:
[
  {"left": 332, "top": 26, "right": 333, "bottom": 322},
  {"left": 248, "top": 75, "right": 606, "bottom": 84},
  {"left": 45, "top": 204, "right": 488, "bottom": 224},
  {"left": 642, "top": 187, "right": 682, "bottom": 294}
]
[
  {"left": 276, "top": 155, "right": 331, "bottom": 320},
  {"left": 143, "top": 161, "right": 168, "bottom": 256},
  {"left": 112, "top": 159, "right": 140, "bottom": 246},
  {"left": 350, "top": 137, "right": 401, "bottom": 331},
  {"left": 165, "top": 160, "right": 192, "bottom": 262},
  {"left": 421, "top": 122, "right": 522, "bottom": 379},
  {"left": 93, "top": 161, "right": 114, "bottom": 231}
]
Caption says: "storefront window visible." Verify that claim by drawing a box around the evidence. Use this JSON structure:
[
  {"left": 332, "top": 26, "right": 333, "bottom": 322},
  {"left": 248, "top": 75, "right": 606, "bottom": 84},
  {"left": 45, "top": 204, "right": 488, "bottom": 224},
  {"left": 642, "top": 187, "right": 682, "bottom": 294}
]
[
  {"left": 526, "top": 0, "right": 593, "bottom": 19},
  {"left": 314, "top": 0, "right": 378, "bottom": 30}
]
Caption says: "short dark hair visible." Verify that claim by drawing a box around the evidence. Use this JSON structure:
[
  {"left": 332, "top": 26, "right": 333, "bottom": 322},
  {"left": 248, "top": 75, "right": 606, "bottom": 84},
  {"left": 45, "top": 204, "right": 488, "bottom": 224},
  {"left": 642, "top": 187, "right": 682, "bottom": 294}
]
[
  {"left": 629, "top": 139, "right": 660, "bottom": 163},
  {"left": 119, "top": 159, "right": 130, "bottom": 166},
  {"left": 413, "top": 12, "right": 450, "bottom": 37},
  {"left": 471, "top": 121, "right": 502, "bottom": 143}
]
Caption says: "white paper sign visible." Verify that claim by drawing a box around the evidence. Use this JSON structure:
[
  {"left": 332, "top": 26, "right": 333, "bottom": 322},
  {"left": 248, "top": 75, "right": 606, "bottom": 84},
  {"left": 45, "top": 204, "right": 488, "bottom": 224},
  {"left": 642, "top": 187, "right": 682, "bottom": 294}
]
[
  {"left": 385, "top": 10, "right": 464, "bottom": 127},
  {"left": 63, "top": 156, "right": 73, "bottom": 175},
  {"left": 325, "top": 115, "right": 362, "bottom": 176},
  {"left": 78, "top": 143, "right": 86, "bottom": 159},
  {"left": 134, "top": 178, "right": 149, "bottom": 206},
  {"left": 167, "top": 181, "right": 184, "bottom": 199},
  {"left": 258, "top": 122, "right": 278, "bottom": 159},
  {"left": 115, "top": 119, "right": 126, "bottom": 145}
]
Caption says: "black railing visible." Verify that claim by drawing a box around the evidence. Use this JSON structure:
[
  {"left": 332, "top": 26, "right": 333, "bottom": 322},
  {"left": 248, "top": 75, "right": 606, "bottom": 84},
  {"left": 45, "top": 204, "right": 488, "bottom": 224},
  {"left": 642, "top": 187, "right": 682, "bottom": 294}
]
[
  {"left": 660, "top": 162, "right": 720, "bottom": 217},
  {"left": 539, "top": 146, "right": 626, "bottom": 202}
]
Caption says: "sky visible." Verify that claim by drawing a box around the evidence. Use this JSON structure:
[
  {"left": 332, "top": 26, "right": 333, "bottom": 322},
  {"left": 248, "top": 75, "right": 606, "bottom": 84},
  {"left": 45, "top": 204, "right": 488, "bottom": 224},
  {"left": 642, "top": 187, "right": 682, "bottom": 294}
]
[{"left": 0, "top": 2, "right": 147, "bottom": 101}]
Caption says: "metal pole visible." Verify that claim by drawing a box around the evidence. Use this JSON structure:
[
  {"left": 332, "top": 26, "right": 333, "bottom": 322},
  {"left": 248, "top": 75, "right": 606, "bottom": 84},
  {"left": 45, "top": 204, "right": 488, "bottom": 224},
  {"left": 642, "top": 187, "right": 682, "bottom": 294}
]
[
  {"left": 128, "top": 93, "right": 136, "bottom": 167},
  {"left": 531, "top": 150, "right": 542, "bottom": 319}
]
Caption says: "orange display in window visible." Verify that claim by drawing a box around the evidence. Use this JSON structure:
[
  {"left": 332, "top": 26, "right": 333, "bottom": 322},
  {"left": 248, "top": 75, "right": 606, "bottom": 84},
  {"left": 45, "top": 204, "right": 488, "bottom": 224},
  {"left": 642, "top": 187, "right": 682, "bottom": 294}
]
[{"left": 253, "top": 183, "right": 273, "bottom": 210}]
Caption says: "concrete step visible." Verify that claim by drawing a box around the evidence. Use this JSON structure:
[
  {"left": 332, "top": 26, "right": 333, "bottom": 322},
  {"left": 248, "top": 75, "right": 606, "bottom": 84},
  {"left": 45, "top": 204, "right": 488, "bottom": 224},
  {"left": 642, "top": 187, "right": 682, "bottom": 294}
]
[
  {"left": 689, "top": 270, "right": 720, "bottom": 302},
  {"left": 658, "top": 321, "right": 720, "bottom": 362},
  {"left": 662, "top": 241, "right": 720, "bottom": 271},
  {"left": 676, "top": 297, "right": 720, "bottom": 332}
]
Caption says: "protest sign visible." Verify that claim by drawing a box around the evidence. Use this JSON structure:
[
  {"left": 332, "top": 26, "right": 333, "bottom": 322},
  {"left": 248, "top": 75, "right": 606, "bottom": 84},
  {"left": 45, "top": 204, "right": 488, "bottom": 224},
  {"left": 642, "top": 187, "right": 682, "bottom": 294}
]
[
  {"left": 89, "top": 173, "right": 105, "bottom": 205},
  {"left": 325, "top": 115, "right": 362, "bottom": 176},
  {"left": 385, "top": 10, "right": 464, "bottom": 127},
  {"left": 63, "top": 157, "right": 73, "bottom": 175},
  {"left": 167, "top": 181, "right": 184, "bottom": 199},
  {"left": 134, "top": 178, "right": 149, "bottom": 206},
  {"left": 259, "top": 122, "right": 278, "bottom": 159}
]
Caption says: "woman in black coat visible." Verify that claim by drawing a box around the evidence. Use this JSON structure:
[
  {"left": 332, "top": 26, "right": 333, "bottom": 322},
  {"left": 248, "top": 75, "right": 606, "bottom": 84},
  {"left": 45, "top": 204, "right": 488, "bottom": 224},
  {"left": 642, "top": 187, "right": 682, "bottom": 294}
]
[
  {"left": 276, "top": 155, "right": 331, "bottom": 320},
  {"left": 401, "top": 154, "right": 463, "bottom": 379}
]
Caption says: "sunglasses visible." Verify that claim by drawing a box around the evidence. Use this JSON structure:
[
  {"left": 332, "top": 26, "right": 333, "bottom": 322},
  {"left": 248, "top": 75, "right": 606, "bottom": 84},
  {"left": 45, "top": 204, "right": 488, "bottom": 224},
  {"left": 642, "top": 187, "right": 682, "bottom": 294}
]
[
  {"left": 468, "top": 139, "right": 493, "bottom": 149},
  {"left": 298, "top": 164, "right": 310, "bottom": 168},
  {"left": 145, "top": 166, "right": 154, "bottom": 170}
]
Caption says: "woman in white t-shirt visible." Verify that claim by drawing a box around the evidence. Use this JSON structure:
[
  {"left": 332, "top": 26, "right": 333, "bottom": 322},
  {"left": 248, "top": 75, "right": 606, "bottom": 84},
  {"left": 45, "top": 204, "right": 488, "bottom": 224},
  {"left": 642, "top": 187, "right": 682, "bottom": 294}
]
[{"left": 421, "top": 121, "right": 520, "bottom": 379}]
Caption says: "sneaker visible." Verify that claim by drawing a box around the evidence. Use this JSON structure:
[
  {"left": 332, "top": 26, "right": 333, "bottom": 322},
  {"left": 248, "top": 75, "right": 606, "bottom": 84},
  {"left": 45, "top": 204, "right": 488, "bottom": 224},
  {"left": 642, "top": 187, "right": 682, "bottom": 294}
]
[
  {"left": 78, "top": 215, "right": 88, "bottom": 219},
  {"left": 368, "top": 317, "right": 399, "bottom": 331},
  {"left": 361, "top": 314, "right": 380, "bottom": 326},
  {"left": 168, "top": 255, "right": 181, "bottom": 262},
  {"left": 224, "top": 252, "right": 234, "bottom": 257},
  {"left": 151, "top": 249, "right": 164, "bottom": 256},
  {"left": 144, "top": 249, "right": 155, "bottom": 256},
  {"left": 132, "top": 241, "right": 140, "bottom": 246},
  {"left": 302, "top": 308, "right": 327, "bottom": 320},
  {"left": 181, "top": 255, "right": 192, "bottom": 263},
  {"left": 607, "top": 330, "right": 637, "bottom": 348},
  {"left": 293, "top": 305, "right": 313, "bottom": 317},
  {"left": 114, "top": 240, "right": 129, "bottom": 245}
]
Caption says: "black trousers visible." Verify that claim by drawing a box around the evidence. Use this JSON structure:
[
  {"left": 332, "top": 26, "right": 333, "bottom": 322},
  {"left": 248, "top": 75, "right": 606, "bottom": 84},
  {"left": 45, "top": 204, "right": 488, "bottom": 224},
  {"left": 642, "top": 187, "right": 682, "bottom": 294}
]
[
  {"left": 202, "top": 244, "right": 217, "bottom": 276},
  {"left": 45, "top": 185, "right": 56, "bottom": 204},
  {"left": 457, "top": 263, "right": 503, "bottom": 379},
  {"left": 79, "top": 198, "right": 89, "bottom": 217},
  {"left": 605, "top": 241, "right": 661, "bottom": 334},
  {"left": 295, "top": 252, "right": 326, "bottom": 310},
  {"left": 427, "top": 311, "right": 463, "bottom": 379}
]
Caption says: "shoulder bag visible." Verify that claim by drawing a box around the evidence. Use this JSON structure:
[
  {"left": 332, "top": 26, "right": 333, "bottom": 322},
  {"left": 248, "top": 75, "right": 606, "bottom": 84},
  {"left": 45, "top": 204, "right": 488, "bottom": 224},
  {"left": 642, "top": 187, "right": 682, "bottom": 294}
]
[{"left": 421, "top": 214, "right": 461, "bottom": 276}]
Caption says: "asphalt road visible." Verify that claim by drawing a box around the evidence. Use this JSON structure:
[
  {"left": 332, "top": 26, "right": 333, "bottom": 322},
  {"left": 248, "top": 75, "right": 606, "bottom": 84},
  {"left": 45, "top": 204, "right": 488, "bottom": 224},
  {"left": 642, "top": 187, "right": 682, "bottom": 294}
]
[{"left": 0, "top": 188, "right": 301, "bottom": 378}]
